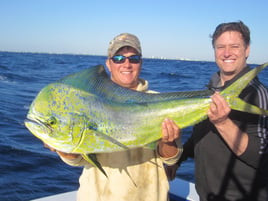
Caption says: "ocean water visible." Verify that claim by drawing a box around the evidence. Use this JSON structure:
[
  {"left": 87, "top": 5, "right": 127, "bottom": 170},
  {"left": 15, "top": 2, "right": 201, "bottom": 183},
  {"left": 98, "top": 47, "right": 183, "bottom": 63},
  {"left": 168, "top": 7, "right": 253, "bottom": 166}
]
[{"left": 1, "top": 51, "right": 267, "bottom": 201}]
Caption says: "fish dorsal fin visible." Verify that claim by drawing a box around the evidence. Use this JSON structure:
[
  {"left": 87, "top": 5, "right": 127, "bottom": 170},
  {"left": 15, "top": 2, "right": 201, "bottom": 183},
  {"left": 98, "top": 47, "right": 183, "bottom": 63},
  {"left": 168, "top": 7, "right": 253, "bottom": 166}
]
[{"left": 57, "top": 65, "right": 212, "bottom": 103}]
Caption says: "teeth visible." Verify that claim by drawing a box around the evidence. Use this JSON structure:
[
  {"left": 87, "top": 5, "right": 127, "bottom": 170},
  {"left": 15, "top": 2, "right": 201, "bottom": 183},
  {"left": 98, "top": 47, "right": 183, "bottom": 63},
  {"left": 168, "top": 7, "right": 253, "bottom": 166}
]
[{"left": 224, "top": 60, "right": 234, "bottom": 63}]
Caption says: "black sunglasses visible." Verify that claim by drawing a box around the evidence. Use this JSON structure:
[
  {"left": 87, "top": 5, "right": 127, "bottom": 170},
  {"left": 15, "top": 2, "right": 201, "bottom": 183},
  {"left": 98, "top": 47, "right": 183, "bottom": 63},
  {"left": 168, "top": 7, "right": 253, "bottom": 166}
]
[{"left": 110, "top": 55, "right": 141, "bottom": 64}]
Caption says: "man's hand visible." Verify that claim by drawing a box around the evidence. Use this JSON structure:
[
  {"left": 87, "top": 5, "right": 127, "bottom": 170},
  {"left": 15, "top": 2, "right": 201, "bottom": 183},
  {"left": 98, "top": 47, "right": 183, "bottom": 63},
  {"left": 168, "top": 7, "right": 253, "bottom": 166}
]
[
  {"left": 158, "top": 118, "right": 180, "bottom": 158},
  {"left": 44, "top": 143, "right": 80, "bottom": 160},
  {"left": 208, "top": 92, "right": 231, "bottom": 126},
  {"left": 208, "top": 92, "right": 248, "bottom": 155}
]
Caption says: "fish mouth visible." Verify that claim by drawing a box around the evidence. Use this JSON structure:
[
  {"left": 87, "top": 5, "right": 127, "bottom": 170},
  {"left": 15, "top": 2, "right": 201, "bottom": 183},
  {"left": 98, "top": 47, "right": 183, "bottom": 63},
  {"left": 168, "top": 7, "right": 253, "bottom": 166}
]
[
  {"left": 25, "top": 114, "right": 85, "bottom": 153},
  {"left": 24, "top": 116, "right": 52, "bottom": 134}
]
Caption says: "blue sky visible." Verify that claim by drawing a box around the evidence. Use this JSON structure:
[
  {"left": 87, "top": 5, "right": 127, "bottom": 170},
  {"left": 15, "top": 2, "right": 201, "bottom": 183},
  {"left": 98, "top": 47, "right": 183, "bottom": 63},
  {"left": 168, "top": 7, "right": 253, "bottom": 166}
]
[{"left": 1, "top": 0, "right": 267, "bottom": 64}]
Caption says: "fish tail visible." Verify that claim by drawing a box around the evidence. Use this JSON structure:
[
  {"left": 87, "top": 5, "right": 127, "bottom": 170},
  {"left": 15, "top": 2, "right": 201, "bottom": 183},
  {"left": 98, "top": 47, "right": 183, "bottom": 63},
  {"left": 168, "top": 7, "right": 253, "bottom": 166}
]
[
  {"left": 229, "top": 98, "right": 268, "bottom": 115},
  {"left": 220, "top": 62, "right": 268, "bottom": 115},
  {"left": 82, "top": 154, "right": 108, "bottom": 177}
]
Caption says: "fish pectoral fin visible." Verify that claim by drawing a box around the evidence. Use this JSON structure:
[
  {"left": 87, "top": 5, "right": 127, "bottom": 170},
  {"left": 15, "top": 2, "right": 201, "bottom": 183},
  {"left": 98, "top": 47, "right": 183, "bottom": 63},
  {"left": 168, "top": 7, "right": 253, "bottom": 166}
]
[
  {"left": 87, "top": 121, "right": 98, "bottom": 131},
  {"left": 86, "top": 120, "right": 129, "bottom": 150},
  {"left": 94, "top": 131, "right": 129, "bottom": 150},
  {"left": 229, "top": 97, "right": 268, "bottom": 115},
  {"left": 82, "top": 154, "right": 108, "bottom": 177}
]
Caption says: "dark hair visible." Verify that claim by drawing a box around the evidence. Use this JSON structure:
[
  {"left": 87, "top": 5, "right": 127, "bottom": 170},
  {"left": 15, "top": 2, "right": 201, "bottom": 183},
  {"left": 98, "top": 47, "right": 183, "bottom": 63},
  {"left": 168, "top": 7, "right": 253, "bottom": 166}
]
[{"left": 211, "top": 21, "right": 250, "bottom": 48}]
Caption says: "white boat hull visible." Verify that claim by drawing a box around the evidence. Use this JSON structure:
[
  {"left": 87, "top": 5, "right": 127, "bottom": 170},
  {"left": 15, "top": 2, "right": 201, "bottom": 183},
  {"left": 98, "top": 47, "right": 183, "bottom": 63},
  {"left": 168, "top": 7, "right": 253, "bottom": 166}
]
[{"left": 31, "top": 178, "right": 198, "bottom": 201}]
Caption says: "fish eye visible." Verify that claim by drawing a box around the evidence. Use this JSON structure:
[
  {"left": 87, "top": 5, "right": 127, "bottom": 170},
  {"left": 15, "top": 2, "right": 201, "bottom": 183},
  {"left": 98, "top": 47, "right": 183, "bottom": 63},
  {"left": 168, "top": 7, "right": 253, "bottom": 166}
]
[{"left": 47, "top": 117, "right": 57, "bottom": 126}]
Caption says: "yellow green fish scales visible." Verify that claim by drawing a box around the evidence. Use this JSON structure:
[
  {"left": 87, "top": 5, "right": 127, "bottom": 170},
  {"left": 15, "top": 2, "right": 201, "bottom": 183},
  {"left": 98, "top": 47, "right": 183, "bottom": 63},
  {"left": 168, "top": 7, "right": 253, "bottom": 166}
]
[{"left": 25, "top": 63, "right": 268, "bottom": 174}]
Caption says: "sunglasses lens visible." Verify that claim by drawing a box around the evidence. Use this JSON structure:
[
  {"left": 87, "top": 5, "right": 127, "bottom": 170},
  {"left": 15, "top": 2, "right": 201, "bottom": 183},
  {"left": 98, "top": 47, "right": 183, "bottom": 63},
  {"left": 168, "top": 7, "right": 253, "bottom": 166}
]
[
  {"left": 111, "top": 55, "right": 141, "bottom": 64},
  {"left": 128, "top": 55, "right": 141, "bottom": 63},
  {"left": 111, "top": 55, "right": 126, "bottom": 63}
]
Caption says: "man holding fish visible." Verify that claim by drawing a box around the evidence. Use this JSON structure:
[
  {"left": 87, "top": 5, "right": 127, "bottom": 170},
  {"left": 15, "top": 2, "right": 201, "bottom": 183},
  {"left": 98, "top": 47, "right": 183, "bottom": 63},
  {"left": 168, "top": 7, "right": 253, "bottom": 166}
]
[
  {"left": 47, "top": 33, "right": 182, "bottom": 201},
  {"left": 168, "top": 21, "right": 268, "bottom": 201}
]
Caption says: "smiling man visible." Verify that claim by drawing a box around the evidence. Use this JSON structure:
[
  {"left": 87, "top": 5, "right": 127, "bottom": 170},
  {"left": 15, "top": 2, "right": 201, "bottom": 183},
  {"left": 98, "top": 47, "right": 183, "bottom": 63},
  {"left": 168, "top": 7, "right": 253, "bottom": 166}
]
[
  {"left": 106, "top": 33, "right": 143, "bottom": 90},
  {"left": 50, "top": 33, "right": 182, "bottom": 201},
  {"left": 167, "top": 21, "right": 268, "bottom": 201},
  {"left": 212, "top": 21, "right": 250, "bottom": 84}
]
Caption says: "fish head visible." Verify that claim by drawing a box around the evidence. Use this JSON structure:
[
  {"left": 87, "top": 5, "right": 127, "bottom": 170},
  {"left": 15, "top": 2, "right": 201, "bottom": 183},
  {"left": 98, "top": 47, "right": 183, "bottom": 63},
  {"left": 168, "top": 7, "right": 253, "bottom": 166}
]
[{"left": 25, "top": 83, "right": 87, "bottom": 153}]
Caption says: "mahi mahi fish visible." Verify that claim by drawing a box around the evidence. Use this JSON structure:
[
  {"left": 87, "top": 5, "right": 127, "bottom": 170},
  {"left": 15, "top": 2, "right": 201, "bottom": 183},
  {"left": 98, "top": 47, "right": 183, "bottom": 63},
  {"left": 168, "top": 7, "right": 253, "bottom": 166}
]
[{"left": 25, "top": 63, "right": 268, "bottom": 174}]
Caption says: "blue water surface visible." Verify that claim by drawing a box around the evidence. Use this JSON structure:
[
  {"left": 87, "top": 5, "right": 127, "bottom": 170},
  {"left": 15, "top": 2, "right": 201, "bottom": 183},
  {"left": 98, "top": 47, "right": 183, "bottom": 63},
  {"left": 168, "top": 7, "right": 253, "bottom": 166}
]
[{"left": 0, "top": 52, "right": 267, "bottom": 201}]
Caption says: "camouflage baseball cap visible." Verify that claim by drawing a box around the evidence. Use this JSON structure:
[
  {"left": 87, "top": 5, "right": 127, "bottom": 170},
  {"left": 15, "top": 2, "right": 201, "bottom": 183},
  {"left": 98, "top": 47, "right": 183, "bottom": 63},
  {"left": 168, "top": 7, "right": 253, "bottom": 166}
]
[{"left": 108, "top": 33, "right": 142, "bottom": 57}]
